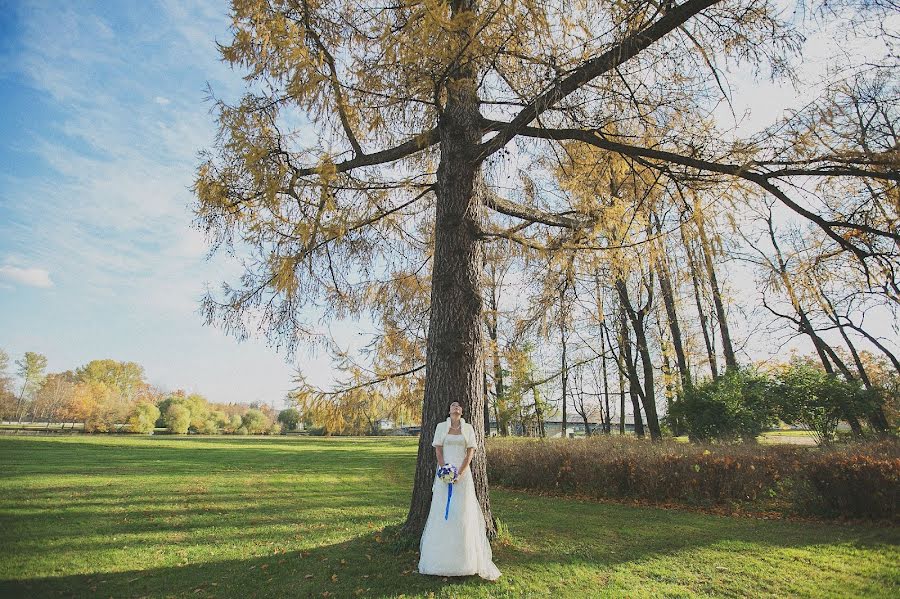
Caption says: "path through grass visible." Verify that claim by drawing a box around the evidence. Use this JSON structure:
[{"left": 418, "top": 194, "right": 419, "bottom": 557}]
[{"left": 0, "top": 435, "right": 896, "bottom": 598}]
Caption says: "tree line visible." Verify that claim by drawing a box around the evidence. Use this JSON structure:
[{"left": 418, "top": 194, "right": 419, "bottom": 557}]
[{"left": 0, "top": 352, "right": 303, "bottom": 435}]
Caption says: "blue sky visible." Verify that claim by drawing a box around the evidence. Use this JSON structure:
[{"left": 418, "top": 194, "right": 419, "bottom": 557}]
[
  {"left": 0, "top": 1, "right": 896, "bottom": 409},
  {"left": 0, "top": 0, "right": 343, "bottom": 407}
]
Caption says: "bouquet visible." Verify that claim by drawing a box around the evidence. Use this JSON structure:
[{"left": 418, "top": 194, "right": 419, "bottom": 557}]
[{"left": 436, "top": 463, "right": 459, "bottom": 520}]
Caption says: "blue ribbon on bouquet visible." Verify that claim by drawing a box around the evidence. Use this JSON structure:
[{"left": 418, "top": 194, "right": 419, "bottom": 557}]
[{"left": 444, "top": 482, "right": 453, "bottom": 520}]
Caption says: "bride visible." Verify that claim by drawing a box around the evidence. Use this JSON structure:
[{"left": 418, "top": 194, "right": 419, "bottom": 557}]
[{"left": 417, "top": 401, "right": 501, "bottom": 581}]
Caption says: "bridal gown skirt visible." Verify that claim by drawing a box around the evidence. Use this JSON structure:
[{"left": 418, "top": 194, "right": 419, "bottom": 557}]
[{"left": 417, "top": 434, "right": 501, "bottom": 580}]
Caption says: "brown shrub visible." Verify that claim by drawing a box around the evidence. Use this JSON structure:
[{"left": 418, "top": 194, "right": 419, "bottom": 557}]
[{"left": 486, "top": 436, "right": 899, "bottom": 520}]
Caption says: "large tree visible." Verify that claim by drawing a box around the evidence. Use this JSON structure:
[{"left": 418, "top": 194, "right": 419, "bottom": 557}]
[{"left": 194, "top": 0, "right": 897, "bottom": 538}]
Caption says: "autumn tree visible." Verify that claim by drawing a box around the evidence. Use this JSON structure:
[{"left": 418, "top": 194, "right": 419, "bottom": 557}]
[
  {"left": 32, "top": 372, "right": 77, "bottom": 426},
  {"left": 14, "top": 352, "right": 48, "bottom": 422},
  {"left": 195, "top": 0, "right": 897, "bottom": 538},
  {"left": 128, "top": 403, "right": 161, "bottom": 434},
  {"left": 75, "top": 359, "right": 147, "bottom": 402},
  {"left": 0, "top": 349, "right": 16, "bottom": 421}
]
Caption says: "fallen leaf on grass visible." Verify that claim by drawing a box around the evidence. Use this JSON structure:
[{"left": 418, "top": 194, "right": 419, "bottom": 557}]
[
  {"left": 331, "top": 574, "right": 338, "bottom": 583},
  {"left": 304, "top": 574, "right": 314, "bottom": 579}
]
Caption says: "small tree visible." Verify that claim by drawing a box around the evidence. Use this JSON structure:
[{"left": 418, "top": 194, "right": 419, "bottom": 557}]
[
  {"left": 128, "top": 403, "right": 160, "bottom": 434},
  {"left": 242, "top": 408, "right": 269, "bottom": 434},
  {"left": 198, "top": 419, "right": 221, "bottom": 434},
  {"left": 164, "top": 404, "right": 191, "bottom": 434},
  {"left": 226, "top": 414, "right": 243, "bottom": 434},
  {"left": 668, "top": 367, "right": 776, "bottom": 443},
  {"left": 277, "top": 408, "right": 301, "bottom": 432},
  {"left": 773, "top": 360, "right": 874, "bottom": 445}
]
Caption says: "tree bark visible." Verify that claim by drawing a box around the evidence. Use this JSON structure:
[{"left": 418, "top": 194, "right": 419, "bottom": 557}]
[{"left": 403, "top": 11, "right": 494, "bottom": 537}]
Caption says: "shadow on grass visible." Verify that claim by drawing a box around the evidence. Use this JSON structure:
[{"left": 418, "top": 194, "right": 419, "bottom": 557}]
[
  {"left": 3, "top": 504, "right": 896, "bottom": 599},
  {"left": 0, "top": 530, "right": 499, "bottom": 599},
  {"left": 2, "top": 436, "right": 897, "bottom": 598}
]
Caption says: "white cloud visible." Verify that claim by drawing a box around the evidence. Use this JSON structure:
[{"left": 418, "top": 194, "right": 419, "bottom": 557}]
[
  {"left": 0, "top": 265, "right": 53, "bottom": 288},
  {"left": 154, "top": 96, "right": 171, "bottom": 105}
]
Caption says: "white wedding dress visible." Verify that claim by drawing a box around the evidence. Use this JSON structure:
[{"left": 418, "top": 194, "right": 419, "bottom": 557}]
[{"left": 417, "top": 433, "right": 501, "bottom": 580}]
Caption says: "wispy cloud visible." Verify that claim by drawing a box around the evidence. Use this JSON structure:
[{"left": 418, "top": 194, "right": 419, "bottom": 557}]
[
  {"left": 0, "top": 1, "right": 300, "bottom": 404},
  {"left": 0, "top": 1, "right": 242, "bottom": 313},
  {"left": 0, "top": 264, "right": 53, "bottom": 288}
]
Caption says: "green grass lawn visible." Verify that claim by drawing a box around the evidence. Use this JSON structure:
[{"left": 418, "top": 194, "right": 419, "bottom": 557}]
[{"left": 0, "top": 435, "right": 896, "bottom": 598}]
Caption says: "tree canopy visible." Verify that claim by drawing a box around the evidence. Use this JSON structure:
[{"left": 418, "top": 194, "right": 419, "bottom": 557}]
[{"left": 194, "top": 0, "right": 898, "bottom": 536}]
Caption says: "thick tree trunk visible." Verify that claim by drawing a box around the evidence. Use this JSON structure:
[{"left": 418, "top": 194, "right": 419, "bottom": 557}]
[{"left": 403, "top": 31, "right": 494, "bottom": 537}]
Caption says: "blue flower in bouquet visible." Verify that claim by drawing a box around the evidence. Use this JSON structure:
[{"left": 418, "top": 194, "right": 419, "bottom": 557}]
[
  {"left": 436, "top": 463, "right": 459, "bottom": 520},
  {"left": 437, "top": 463, "right": 459, "bottom": 484}
]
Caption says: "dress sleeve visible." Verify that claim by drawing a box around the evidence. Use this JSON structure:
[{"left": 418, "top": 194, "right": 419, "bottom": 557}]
[
  {"left": 465, "top": 423, "right": 477, "bottom": 450},
  {"left": 431, "top": 422, "right": 444, "bottom": 447}
]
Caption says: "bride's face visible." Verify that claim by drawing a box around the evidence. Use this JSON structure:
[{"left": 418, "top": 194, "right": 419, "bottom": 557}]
[{"left": 449, "top": 402, "right": 463, "bottom": 418}]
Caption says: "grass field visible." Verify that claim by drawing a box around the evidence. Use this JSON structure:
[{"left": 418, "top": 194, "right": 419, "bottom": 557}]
[{"left": 0, "top": 435, "right": 897, "bottom": 598}]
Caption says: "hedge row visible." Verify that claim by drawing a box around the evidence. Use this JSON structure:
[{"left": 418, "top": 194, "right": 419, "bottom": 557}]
[{"left": 486, "top": 436, "right": 899, "bottom": 520}]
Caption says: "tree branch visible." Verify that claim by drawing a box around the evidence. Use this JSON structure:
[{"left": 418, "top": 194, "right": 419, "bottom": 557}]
[
  {"left": 291, "top": 128, "right": 439, "bottom": 177},
  {"left": 485, "top": 121, "right": 900, "bottom": 249},
  {"left": 474, "top": 0, "right": 721, "bottom": 162},
  {"left": 481, "top": 188, "right": 584, "bottom": 229}
]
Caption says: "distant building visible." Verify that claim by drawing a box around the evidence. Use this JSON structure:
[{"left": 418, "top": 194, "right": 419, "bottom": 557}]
[{"left": 488, "top": 416, "right": 637, "bottom": 437}]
